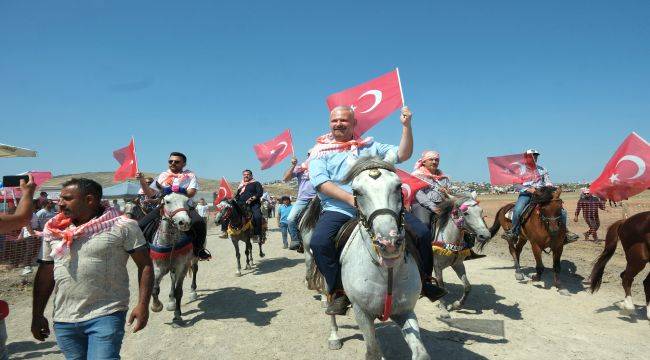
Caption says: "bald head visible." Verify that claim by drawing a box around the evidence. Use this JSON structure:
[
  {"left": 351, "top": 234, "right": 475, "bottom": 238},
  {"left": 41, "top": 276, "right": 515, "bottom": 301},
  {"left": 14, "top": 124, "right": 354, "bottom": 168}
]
[{"left": 329, "top": 106, "right": 356, "bottom": 142}]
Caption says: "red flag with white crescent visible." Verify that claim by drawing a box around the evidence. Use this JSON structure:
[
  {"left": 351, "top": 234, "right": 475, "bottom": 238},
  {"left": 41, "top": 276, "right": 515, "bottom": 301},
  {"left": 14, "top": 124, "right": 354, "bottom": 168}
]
[
  {"left": 487, "top": 153, "right": 539, "bottom": 185},
  {"left": 589, "top": 132, "right": 650, "bottom": 201},
  {"left": 396, "top": 169, "right": 431, "bottom": 208},
  {"left": 327, "top": 69, "right": 404, "bottom": 136},
  {"left": 214, "top": 177, "right": 233, "bottom": 205},
  {"left": 113, "top": 138, "right": 138, "bottom": 182},
  {"left": 253, "top": 129, "right": 294, "bottom": 170}
]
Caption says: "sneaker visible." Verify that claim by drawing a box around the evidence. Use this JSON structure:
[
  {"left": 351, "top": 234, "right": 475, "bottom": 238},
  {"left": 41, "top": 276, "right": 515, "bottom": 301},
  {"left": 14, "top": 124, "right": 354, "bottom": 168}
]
[
  {"left": 219, "top": 233, "right": 228, "bottom": 239},
  {"left": 326, "top": 293, "right": 351, "bottom": 315},
  {"left": 197, "top": 248, "right": 212, "bottom": 261},
  {"left": 421, "top": 282, "right": 448, "bottom": 302},
  {"left": 289, "top": 240, "right": 302, "bottom": 251}
]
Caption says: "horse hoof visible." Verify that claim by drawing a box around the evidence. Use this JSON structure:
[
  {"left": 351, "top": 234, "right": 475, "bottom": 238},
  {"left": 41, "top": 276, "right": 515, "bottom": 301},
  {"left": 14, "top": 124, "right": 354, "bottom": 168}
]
[
  {"left": 165, "top": 303, "right": 175, "bottom": 312},
  {"left": 558, "top": 289, "right": 570, "bottom": 296},
  {"left": 189, "top": 292, "right": 198, "bottom": 302},
  {"left": 449, "top": 301, "right": 463, "bottom": 311},
  {"left": 515, "top": 273, "right": 525, "bottom": 281},
  {"left": 151, "top": 302, "right": 163, "bottom": 313},
  {"left": 531, "top": 275, "right": 542, "bottom": 282},
  {"left": 245, "top": 265, "right": 252, "bottom": 270},
  {"left": 259, "top": 252, "right": 265, "bottom": 258},
  {"left": 437, "top": 313, "right": 451, "bottom": 320},
  {"left": 171, "top": 318, "right": 186, "bottom": 328},
  {"left": 235, "top": 271, "right": 242, "bottom": 277},
  {"left": 328, "top": 339, "right": 342, "bottom": 350}
]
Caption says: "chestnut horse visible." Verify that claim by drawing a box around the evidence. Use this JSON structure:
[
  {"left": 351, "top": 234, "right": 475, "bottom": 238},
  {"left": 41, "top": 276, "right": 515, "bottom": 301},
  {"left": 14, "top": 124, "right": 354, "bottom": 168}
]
[
  {"left": 479, "top": 186, "right": 567, "bottom": 288},
  {"left": 589, "top": 211, "right": 650, "bottom": 321}
]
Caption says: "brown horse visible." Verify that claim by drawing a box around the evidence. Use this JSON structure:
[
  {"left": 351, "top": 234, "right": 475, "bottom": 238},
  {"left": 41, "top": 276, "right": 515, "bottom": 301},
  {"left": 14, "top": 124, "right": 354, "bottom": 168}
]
[
  {"left": 479, "top": 187, "right": 567, "bottom": 288},
  {"left": 589, "top": 211, "right": 650, "bottom": 321}
]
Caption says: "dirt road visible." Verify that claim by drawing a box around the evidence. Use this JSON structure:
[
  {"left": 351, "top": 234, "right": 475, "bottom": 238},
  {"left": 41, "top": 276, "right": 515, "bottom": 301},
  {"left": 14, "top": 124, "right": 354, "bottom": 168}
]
[{"left": 3, "top": 194, "right": 649, "bottom": 359}]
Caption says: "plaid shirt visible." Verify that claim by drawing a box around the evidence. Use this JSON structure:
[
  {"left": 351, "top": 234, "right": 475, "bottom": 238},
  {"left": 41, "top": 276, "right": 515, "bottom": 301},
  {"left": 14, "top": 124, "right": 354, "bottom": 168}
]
[{"left": 575, "top": 196, "right": 605, "bottom": 220}]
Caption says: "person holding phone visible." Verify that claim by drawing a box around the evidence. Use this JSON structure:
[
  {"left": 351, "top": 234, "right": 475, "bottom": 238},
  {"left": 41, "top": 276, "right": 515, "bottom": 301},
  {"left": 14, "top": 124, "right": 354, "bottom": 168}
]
[{"left": 0, "top": 175, "right": 36, "bottom": 234}]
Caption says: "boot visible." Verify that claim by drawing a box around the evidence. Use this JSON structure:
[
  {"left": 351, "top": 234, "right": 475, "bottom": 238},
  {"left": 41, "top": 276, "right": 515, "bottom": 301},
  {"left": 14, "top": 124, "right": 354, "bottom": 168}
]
[
  {"left": 197, "top": 248, "right": 212, "bottom": 261},
  {"left": 421, "top": 281, "right": 448, "bottom": 302},
  {"left": 326, "top": 292, "right": 351, "bottom": 315},
  {"left": 465, "top": 249, "right": 486, "bottom": 261}
]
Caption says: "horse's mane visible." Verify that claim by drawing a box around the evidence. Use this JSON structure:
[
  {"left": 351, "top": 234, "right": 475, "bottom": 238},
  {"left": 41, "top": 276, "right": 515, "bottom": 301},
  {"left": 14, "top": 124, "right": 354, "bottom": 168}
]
[
  {"left": 299, "top": 197, "right": 321, "bottom": 232},
  {"left": 531, "top": 186, "right": 557, "bottom": 205},
  {"left": 341, "top": 157, "right": 396, "bottom": 184}
]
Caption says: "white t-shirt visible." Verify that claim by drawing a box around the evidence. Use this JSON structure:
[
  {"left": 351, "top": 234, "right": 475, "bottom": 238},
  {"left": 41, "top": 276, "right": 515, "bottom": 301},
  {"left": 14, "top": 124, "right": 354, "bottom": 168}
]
[{"left": 154, "top": 170, "right": 199, "bottom": 195}]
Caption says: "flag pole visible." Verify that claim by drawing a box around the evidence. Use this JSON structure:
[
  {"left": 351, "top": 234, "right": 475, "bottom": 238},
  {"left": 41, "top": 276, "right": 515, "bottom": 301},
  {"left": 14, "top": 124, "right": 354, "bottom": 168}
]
[
  {"left": 132, "top": 136, "right": 139, "bottom": 174},
  {"left": 288, "top": 129, "right": 295, "bottom": 156},
  {"left": 396, "top": 67, "right": 406, "bottom": 106}
]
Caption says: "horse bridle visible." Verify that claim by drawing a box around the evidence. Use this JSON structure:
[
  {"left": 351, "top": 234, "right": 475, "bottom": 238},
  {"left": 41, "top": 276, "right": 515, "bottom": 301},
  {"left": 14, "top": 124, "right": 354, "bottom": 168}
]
[
  {"left": 353, "top": 180, "right": 406, "bottom": 254},
  {"left": 537, "top": 198, "right": 563, "bottom": 235}
]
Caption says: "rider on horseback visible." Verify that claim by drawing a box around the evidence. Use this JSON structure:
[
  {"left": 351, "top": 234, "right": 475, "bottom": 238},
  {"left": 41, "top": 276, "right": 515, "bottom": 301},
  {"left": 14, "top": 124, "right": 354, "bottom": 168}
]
[
  {"left": 502, "top": 149, "right": 579, "bottom": 243},
  {"left": 282, "top": 153, "right": 316, "bottom": 251},
  {"left": 309, "top": 106, "right": 446, "bottom": 316},
  {"left": 137, "top": 152, "right": 212, "bottom": 260},
  {"left": 410, "top": 150, "right": 485, "bottom": 261},
  {"left": 234, "top": 169, "right": 264, "bottom": 243}
]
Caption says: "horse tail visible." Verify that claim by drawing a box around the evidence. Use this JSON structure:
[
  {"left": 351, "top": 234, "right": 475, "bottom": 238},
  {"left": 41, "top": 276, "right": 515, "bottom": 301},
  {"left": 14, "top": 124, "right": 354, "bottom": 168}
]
[
  {"left": 589, "top": 220, "right": 622, "bottom": 293},
  {"left": 477, "top": 204, "right": 509, "bottom": 252},
  {"left": 306, "top": 256, "right": 325, "bottom": 293},
  {"left": 299, "top": 197, "right": 321, "bottom": 232}
]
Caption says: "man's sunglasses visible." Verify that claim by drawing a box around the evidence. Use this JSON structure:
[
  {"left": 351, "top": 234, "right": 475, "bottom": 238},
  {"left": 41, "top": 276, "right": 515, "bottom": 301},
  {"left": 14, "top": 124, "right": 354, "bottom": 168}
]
[{"left": 168, "top": 160, "right": 183, "bottom": 164}]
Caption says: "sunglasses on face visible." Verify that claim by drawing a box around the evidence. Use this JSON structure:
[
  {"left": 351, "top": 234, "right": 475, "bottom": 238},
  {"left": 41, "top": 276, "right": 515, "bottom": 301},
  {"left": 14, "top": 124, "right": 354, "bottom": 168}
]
[{"left": 168, "top": 160, "right": 182, "bottom": 164}]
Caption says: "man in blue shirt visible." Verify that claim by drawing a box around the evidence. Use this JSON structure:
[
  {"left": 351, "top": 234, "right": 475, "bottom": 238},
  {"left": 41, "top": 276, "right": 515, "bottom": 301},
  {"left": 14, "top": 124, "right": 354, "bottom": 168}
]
[
  {"left": 277, "top": 196, "right": 293, "bottom": 249},
  {"left": 309, "top": 106, "right": 446, "bottom": 315}
]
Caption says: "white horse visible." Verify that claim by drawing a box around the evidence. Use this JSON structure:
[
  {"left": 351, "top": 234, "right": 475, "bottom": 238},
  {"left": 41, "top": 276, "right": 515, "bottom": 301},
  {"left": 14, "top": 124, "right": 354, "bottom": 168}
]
[
  {"left": 150, "top": 192, "right": 198, "bottom": 326},
  {"left": 430, "top": 193, "right": 491, "bottom": 319},
  {"left": 301, "top": 157, "right": 429, "bottom": 360}
]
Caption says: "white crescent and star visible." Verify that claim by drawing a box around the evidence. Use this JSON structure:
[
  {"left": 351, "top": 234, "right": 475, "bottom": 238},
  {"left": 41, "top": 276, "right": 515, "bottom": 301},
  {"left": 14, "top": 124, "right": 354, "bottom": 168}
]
[
  {"left": 610, "top": 154, "right": 646, "bottom": 183},
  {"left": 402, "top": 184, "right": 412, "bottom": 201},
  {"left": 270, "top": 141, "right": 288, "bottom": 156},
  {"left": 351, "top": 89, "right": 383, "bottom": 114},
  {"left": 509, "top": 161, "right": 527, "bottom": 175}
]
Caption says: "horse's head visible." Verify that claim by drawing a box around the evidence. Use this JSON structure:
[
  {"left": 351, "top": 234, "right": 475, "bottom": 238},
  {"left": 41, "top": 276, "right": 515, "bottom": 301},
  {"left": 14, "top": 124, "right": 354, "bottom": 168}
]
[
  {"left": 213, "top": 200, "right": 232, "bottom": 225},
  {"left": 449, "top": 192, "right": 491, "bottom": 243},
  {"left": 535, "top": 186, "right": 564, "bottom": 235},
  {"left": 162, "top": 192, "right": 192, "bottom": 231},
  {"left": 344, "top": 157, "right": 404, "bottom": 267}
]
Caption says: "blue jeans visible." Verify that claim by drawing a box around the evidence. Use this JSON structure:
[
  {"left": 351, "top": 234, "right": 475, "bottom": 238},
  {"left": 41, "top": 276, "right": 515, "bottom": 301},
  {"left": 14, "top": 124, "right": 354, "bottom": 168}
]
[
  {"left": 512, "top": 192, "right": 568, "bottom": 236},
  {"left": 287, "top": 198, "right": 311, "bottom": 244},
  {"left": 54, "top": 311, "right": 126, "bottom": 360},
  {"left": 279, "top": 223, "right": 290, "bottom": 246}
]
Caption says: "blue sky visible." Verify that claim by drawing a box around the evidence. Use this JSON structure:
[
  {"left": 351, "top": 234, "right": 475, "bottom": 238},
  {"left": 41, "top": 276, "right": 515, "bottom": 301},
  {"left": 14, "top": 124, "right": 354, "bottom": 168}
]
[{"left": 1, "top": 0, "right": 648, "bottom": 187}]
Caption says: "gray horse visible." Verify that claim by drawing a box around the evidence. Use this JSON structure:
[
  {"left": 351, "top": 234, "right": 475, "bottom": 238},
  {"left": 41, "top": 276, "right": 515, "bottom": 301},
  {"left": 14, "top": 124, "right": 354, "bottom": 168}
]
[
  {"left": 430, "top": 193, "right": 491, "bottom": 319},
  {"left": 214, "top": 199, "right": 256, "bottom": 276},
  {"left": 301, "top": 157, "right": 429, "bottom": 360},
  {"left": 150, "top": 192, "right": 199, "bottom": 326}
]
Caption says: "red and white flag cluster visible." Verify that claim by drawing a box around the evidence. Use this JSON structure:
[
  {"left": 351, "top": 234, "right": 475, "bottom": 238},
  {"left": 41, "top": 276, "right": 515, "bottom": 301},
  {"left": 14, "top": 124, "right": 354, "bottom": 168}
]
[
  {"left": 396, "top": 169, "right": 431, "bottom": 208},
  {"left": 589, "top": 132, "right": 650, "bottom": 201}
]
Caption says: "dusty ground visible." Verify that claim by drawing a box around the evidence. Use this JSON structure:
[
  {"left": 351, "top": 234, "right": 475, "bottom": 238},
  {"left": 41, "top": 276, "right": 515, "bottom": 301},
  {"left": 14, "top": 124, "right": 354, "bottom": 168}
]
[{"left": 2, "top": 193, "right": 649, "bottom": 360}]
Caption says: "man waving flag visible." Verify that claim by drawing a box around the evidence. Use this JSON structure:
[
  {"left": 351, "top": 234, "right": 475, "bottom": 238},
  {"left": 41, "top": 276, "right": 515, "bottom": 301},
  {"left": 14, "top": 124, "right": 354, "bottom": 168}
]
[
  {"left": 327, "top": 69, "right": 404, "bottom": 136},
  {"left": 253, "top": 129, "right": 294, "bottom": 170}
]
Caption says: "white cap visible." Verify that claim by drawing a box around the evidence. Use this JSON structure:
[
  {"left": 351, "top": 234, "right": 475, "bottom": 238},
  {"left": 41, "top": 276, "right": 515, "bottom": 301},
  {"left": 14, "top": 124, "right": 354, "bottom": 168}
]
[{"left": 525, "top": 149, "right": 540, "bottom": 155}]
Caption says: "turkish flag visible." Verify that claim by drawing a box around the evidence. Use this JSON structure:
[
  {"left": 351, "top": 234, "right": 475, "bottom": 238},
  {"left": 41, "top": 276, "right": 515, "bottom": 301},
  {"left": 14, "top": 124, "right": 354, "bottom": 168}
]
[
  {"left": 113, "top": 138, "right": 138, "bottom": 182},
  {"left": 487, "top": 153, "right": 539, "bottom": 185},
  {"left": 214, "top": 177, "right": 233, "bottom": 205},
  {"left": 396, "top": 169, "right": 431, "bottom": 208},
  {"left": 589, "top": 132, "right": 650, "bottom": 201},
  {"left": 327, "top": 69, "right": 404, "bottom": 136},
  {"left": 253, "top": 129, "right": 294, "bottom": 170}
]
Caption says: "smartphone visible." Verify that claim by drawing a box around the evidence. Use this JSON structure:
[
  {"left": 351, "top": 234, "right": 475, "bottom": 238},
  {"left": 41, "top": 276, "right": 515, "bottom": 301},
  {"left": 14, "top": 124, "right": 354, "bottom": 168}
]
[{"left": 2, "top": 175, "right": 29, "bottom": 187}]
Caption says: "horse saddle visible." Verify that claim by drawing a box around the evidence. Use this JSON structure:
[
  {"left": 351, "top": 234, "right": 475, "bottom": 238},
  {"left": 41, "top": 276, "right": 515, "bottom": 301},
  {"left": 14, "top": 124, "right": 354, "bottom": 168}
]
[{"left": 505, "top": 204, "right": 536, "bottom": 225}]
